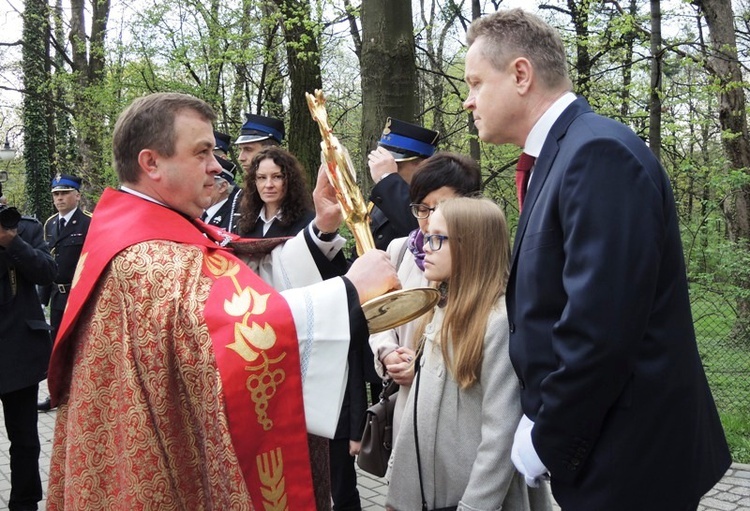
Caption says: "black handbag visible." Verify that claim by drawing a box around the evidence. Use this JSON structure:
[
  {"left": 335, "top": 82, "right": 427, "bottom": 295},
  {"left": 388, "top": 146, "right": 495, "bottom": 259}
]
[{"left": 356, "top": 379, "right": 399, "bottom": 477}]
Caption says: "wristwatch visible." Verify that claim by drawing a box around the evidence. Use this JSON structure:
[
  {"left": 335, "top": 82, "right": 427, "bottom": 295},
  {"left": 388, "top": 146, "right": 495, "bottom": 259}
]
[{"left": 311, "top": 223, "right": 338, "bottom": 242}]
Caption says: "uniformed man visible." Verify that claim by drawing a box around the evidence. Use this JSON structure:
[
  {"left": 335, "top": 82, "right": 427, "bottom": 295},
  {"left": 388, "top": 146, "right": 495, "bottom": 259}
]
[
  {"left": 235, "top": 113, "right": 284, "bottom": 173},
  {"left": 204, "top": 131, "right": 240, "bottom": 231},
  {"left": 367, "top": 118, "right": 439, "bottom": 250},
  {"left": 213, "top": 130, "right": 233, "bottom": 161},
  {"left": 202, "top": 156, "right": 238, "bottom": 231},
  {"left": 38, "top": 174, "right": 91, "bottom": 411}
]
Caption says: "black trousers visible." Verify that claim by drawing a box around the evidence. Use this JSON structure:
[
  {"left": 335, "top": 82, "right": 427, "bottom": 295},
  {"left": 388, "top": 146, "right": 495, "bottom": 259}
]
[
  {"left": 329, "top": 438, "right": 361, "bottom": 511},
  {"left": 50, "top": 306, "right": 64, "bottom": 342},
  {"left": 1, "top": 383, "right": 42, "bottom": 511}
]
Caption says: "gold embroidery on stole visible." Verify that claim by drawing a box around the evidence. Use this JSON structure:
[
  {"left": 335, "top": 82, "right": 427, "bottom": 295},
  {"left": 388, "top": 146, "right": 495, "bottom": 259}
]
[
  {"left": 257, "top": 448, "right": 287, "bottom": 511},
  {"left": 205, "top": 252, "right": 288, "bottom": 429}
]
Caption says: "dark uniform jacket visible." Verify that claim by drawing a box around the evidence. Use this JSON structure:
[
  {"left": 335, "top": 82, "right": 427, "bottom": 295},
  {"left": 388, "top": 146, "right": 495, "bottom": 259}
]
[
  {"left": 40, "top": 208, "right": 92, "bottom": 312},
  {"left": 368, "top": 174, "right": 418, "bottom": 251},
  {"left": 0, "top": 215, "right": 56, "bottom": 394},
  {"left": 205, "top": 187, "right": 242, "bottom": 234}
]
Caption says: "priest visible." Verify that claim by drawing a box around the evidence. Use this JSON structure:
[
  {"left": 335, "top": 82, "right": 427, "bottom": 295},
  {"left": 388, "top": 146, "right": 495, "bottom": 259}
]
[{"left": 46, "top": 92, "right": 399, "bottom": 511}]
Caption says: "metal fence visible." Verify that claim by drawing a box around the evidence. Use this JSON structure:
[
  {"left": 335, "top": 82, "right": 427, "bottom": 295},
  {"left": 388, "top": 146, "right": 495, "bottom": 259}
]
[{"left": 691, "top": 284, "right": 750, "bottom": 417}]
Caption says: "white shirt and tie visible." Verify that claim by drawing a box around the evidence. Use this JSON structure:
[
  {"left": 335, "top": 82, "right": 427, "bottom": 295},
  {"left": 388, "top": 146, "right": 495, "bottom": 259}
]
[{"left": 57, "top": 208, "right": 78, "bottom": 235}]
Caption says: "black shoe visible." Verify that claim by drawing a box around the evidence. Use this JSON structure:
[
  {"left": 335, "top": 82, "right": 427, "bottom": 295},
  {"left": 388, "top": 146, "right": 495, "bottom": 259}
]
[{"left": 37, "top": 397, "right": 53, "bottom": 412}]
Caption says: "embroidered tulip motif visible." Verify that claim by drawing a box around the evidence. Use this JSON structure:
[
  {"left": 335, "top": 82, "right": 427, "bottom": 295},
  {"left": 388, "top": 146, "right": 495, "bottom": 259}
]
[
  {"left": 228, "top": 322, "right": 277, "bottom": 362},
  {"left": 205, "top": 252, "right": 241, "bottom": 278},
  {"left": 221, "top": 279, "right": 274, "bottom": 361},
  {"left": 224, "top": 287, "right": 270, "bottom": 318},
  {"left": 225, "top": 287, "right": 251, "bottom": 317}
]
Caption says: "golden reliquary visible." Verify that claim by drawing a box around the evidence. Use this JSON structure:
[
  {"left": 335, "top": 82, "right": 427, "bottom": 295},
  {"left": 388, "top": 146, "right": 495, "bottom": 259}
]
[{"left": 306, "top": 89, "right": 439, "bottom": 333}]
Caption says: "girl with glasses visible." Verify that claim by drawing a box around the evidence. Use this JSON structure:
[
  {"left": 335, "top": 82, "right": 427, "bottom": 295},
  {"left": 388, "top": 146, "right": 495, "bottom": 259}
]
[
  {"left": 386, "top": 197, "right": 551, "bottom": 511},
  {"left": 368, "top": 152, "right": 481, "bottom": 475}
]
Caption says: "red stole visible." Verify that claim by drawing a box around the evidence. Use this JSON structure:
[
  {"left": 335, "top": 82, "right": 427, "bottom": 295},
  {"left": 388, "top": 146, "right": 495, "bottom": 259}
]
[{"left": 48, "top": 188, "right": 316, "bottom": 509}]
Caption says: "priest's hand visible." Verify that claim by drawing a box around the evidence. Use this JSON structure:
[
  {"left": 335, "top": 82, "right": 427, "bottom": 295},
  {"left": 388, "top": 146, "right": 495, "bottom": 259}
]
[
  {"left": 346, "top": 249, "right": 400, "bottom": 304},
  {"left": 312, "top": 163, "right": 342, "bottom": 234}
]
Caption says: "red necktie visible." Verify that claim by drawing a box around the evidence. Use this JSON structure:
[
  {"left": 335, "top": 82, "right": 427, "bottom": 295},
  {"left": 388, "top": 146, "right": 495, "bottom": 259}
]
[{"left": 515, "top": 152, "right": 536, "bottom": 211}]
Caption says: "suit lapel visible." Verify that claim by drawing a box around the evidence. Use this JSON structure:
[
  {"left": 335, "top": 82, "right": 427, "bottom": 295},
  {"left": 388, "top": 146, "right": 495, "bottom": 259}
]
[{"left": 511, "top": 97, "right": 592, "bottom": 265}]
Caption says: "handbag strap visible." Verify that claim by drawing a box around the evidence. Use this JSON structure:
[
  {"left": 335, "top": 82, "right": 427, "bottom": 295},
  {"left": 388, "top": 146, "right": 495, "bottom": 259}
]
[
  {"left": 380, "top": 378, "right": 398, "bottom": 401},
  {"left": 413, "top": 352, "right": 428, "bottom": 511}
]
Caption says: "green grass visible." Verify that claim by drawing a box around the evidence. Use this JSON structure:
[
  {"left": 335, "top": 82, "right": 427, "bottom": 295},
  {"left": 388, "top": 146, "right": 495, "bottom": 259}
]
[
  {"left": 691, "top": 288, "right": 750, "bottom": 463},
  {"left": 721, "top": 411, "right": 750, "bottom": 463}
]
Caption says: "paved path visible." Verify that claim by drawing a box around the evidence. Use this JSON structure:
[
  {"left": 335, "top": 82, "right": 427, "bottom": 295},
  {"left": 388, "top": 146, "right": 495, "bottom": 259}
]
[{"left": 0, "top": 381, "right": 747, "bottom": 510}]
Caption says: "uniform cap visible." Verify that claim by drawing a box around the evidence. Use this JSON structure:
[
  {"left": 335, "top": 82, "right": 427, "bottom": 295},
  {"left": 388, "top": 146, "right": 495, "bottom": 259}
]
[
  {"left": 51, "top": 174, "right": 82, "bottom": 192},
  {"left": 234, "top": 113, "right": 285, "bottom": 145},
  {"left": 214, "top": 131, "right": 232, "bottom": 155},
  {"left": 215, "top": 156, "right": 236, "bottom": 185},
  {"left": 378, "top": 118, "right": 439, "bottom": 162}
]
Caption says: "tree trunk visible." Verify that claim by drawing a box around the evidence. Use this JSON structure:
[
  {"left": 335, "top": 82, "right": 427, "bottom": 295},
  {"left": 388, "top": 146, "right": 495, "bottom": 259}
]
[
  {"left": 567, "top": 0, "right": 592, "bottom": 97},
  {"left": 648, "top": 0, "right": 662, "bottom": 161},
  {"left": 695, "top": 0, "right": 750, "bottom": 341},
  {"left": 620, "top": 0, "right": 638, "bottom": 120},
  {"left": 53, "top": 0, "right": 77, "bottom": 181},
  {"left": 69, "top": 0, "right": 110, "bottom": 197},
  {"left": 360, "top": 0, "right": 418, "bottom": 189},
  {"left": 274, "top": 0, "right": 323, "bottom": 187},
  {"left": 22, "top": 0, "right": 53, "bottom": 220}
]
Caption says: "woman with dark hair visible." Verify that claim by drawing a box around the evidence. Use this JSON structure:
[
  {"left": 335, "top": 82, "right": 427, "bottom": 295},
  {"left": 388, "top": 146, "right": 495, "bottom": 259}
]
[{"left": 237, "top": 146, "right": 314, "bottom": 237}]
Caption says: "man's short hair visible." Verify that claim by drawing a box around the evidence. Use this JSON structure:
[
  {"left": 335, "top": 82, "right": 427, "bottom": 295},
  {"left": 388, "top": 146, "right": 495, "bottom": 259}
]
[
  {"left": 467, "top": 8, "right": 571, "bottom": 92},
  {"left": 113, "top": 93, "right": 217, "bottom": 184}
]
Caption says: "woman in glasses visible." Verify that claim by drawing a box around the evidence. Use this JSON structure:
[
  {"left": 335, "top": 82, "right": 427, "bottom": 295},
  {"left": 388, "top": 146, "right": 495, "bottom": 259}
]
[
  {"left": 386, "top": 197, "right": 551, "bottom": 511},
  {"left": 237, "top": 146, "right": 314, "bottom": 238},
  {"left": 368, "top": 152, "right": 481, "bottom": 465}
]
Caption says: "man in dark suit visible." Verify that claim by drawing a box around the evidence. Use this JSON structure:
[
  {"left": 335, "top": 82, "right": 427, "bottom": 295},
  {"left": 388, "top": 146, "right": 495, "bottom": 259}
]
[
  {"left": 367, "top": 118, "right": 438, "bottom": 250},
  {"left": 463, "top": 9, "right": 730, "bottom": 511},
  {"left": 0, "top": 198, "right": 56, "bottom": 511},
  {"left": 38, "top": 174, "right": 91, "bottom": 411}
]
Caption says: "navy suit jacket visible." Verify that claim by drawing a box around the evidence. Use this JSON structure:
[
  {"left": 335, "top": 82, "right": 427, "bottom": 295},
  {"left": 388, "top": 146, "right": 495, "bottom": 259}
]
[{"left": 506, "top": 98, "right": 730, "bottom": 510}]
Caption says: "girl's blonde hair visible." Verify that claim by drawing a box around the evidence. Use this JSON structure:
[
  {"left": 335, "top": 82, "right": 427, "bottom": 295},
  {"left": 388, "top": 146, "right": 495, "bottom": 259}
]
[{"left": 415, "top": 196, "right": 510, "bottom": 389}]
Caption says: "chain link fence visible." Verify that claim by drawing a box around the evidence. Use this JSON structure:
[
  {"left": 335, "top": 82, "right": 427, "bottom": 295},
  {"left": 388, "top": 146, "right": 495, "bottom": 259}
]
[{"left": 691, "top": 284, "right": 750, "bottom": 417}]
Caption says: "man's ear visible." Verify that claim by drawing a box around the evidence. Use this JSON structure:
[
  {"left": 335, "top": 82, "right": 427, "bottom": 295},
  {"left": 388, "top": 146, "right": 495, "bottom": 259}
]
[
  {"left": 512, "top": 57, "right": 533, "bottom": 94},
  {"left": 137, "top": 149, "right": 161, "bottom": 181}
]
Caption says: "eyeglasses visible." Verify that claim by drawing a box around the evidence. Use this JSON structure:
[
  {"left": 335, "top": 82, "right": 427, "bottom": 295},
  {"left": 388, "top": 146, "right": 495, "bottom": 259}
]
[
  {"left": 255, "top": 174, "right": 284, "bottom": 184},
  {"left": 410, "top": 203, "right": 437, "bottom": 219},
  {"left": 424, "top": 234, "right": 449, "bottom": 251}
]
